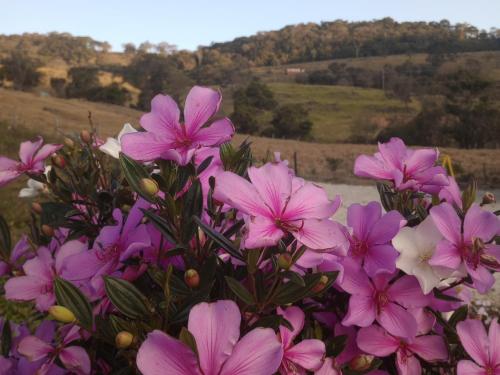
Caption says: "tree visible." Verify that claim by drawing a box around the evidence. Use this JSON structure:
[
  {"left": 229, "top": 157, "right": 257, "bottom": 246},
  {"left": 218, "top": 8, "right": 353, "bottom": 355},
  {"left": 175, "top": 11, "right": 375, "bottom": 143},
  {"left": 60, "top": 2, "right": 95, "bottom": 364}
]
[
  {"left": 138, "top": 41, "right": 154, "bottom": 53},
  {"left": 123, "top": 43, "right": 137, "bottom": 55},
  {"left": 270, "top": 104, "right": 313, "bottom": 139},
  {"left": 66, "top": 67, "right": 100, "bottom": 98},
  {"left": 1, "top": 51, "right": 41, "bottom": 90},
  {"left": 155, "top": 42, "right": 177, "bottom": 55}
]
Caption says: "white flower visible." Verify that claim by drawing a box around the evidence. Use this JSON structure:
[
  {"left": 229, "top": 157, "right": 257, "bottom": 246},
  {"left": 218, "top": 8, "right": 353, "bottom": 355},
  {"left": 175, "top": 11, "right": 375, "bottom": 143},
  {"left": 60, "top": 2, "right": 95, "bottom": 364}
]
[
  {"left": 392, "top": 215, "right": 462, "bottom": 294},
  {"left": 99, "top": 123, "right": 137, "bottom": 159},
  {"left": 18, "top": 166, "right": 51, "bottom": 198}
]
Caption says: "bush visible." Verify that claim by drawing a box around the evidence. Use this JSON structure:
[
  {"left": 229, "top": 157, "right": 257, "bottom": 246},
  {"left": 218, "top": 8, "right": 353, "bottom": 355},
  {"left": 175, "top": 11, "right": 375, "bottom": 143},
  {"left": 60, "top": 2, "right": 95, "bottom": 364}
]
[
  {"left": 1, "top": 51, "right": 41, "bottom": 90},
  {"left": 270, "top": 104, "right": 312, "bottom": 139}
]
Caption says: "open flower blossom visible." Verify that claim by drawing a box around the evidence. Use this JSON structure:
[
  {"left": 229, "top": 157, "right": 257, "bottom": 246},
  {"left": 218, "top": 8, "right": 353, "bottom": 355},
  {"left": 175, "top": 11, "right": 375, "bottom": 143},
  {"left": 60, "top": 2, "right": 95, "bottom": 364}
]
[
  {"left": 137, "top": 300, "right": 283, "bottom": 375},
  {"left": 213, "top": 161, "right": 347, "bottom": 251},
  {"left": 340, "top": 259, "right": 429, "bottom": 339},
  {"left": 121, "top": 86, "right": 234, "bottom": 165},
  {"left": 99, "top": 123, "right": 138, "bottom": 159},
  {"left": 393, "top": 215, "right": 462, "bottom": 294},
  {"left": 429, "top": 202, "right": 500, "bottom": 293},
  {"left": 0, "top": 234, "right": 33, "bottom": 277},
  {"left": 277, "top": 306, "right": 326, "bottom": 374},
  {"left": 357, "top": 324, "right": 448, "bottom": 375},
  {"left": 354, "top": 137, "right": 448, "bottom": 194},
  {"left": 0, "top": 137, "right": 62, "bottom": 187},
  {"left": 456, "top": 318, "right": 500, "bottom": 375},
  {"left": 18, "top": 325, "right": 90, "bottom": 375},
  {"left": 346, "top": 201, "right": 405, "bottom": 277}
]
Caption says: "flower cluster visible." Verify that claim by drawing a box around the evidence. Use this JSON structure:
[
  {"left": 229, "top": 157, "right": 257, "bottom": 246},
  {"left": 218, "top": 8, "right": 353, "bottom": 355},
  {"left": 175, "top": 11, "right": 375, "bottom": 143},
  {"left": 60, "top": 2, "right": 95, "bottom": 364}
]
[{"left": 0, "top": 86, "right": 499, "bottom": 375}]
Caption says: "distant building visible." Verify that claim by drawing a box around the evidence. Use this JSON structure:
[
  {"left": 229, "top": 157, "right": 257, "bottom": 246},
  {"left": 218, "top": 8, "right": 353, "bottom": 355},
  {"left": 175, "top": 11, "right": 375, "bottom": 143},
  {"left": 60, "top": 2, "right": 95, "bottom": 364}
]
[{"left": 285, "top": 68, "right": 306, "bottom": 75}]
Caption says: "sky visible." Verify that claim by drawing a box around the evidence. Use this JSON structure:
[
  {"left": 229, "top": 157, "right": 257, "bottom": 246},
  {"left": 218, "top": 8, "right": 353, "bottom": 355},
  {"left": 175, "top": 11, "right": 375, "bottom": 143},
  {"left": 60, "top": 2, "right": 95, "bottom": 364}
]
[{"left": 2, "top": 0, "right": 499, "bottom": 51}]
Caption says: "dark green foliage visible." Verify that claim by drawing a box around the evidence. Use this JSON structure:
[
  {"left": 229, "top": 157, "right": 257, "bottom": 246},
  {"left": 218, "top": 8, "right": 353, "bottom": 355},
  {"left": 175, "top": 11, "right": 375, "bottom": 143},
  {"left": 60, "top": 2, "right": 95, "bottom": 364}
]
[
  {"left": 1, "top": 51, "right": 41, "bottom": 90},
  {"left": 269, "top": 104, "right": 313, "bottom": 139}
]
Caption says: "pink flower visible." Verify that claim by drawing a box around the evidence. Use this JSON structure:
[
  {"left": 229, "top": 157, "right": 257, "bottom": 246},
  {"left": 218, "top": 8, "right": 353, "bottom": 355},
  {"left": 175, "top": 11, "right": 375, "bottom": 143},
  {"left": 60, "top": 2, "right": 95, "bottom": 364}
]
[
  {"left": 18, "top": 325, "right": 90, "bottom": 375},
  {"left": 346, "top": 202, "right": 405, "bottom": 277},
  {"left": 136, "top": 300, "right": 283, "bottom": 375},
  {"left": 456, "top": 318, "right": 500, "bottom": 375},
  {"left": 340, "top": 260, "right": 429, "bottom": 339},
  {"left": 213, "top": 161, "right": 347, "bottom": 251},
  {"left": 429, "top": 202, "right": 500, "bottom": 293},
  {"left": 357, "top": 324, "right": 448, "bottom": 375},
  {"left": 0, "top": 136, "right": 62, "bottom": 187},
  {"left": 438, "top": 175, "right": 463, "bottom": 209},
  {"left": 121, "top": 86, "right": 234, "bottom": 166},
  {"left": 277, "top": 306, "right": 326, "bottom": 374},
  {"left": 354, "top": 137, "right": 448, "bottom": 194}
]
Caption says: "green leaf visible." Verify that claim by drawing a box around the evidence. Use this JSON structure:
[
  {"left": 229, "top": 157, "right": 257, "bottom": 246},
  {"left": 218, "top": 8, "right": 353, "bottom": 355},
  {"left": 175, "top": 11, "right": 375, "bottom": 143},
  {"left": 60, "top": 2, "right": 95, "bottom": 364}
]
[
  {"left": 104, "top": 276, "right": 151, "bottom": 319},
  {"left": 251, "top": 315, "right": 293, "bottom": 331},
  {"left": 194, "top": 216, "right": 244, "bottom": 261},
  {"left": 141, "top": 209, "right": 177, "bottom": 244},
  {"left": 1, "top": 320, "right": 11, "bottom": 357},
  {"left": 329, "top": 334, "right": 347, "bottom": 357},
  {"left": 54, "top": 277, "right": 93, "bottom": 330},
  {"left": 0, "top": 215, "right": 11, "bottom": 259},
  {"left": 448, "top": 305, "right": 468, "bottom": 328},
  {"left": 196, "top": 156, "right": 214, "bottom": 176},
  {"left": 179, "top": 327, "right": 198, "bottom": 355},
  {"left": 181, "top": 180, "right": 203, "bottom": 243},
  {"left": 433, "top": 288, "right": 463, "bottom": 302},
  {"left": 225, "top": 276, "right": 255, "bottom": 305},
  {"left": 41, "top": 202, "right": 74, "bottom": 227},
  {"left": 119, "top": 152, "right": 156, "bottom": 202},
  {"left": 273, "top": 272, "right": 338, "bottom": 305},
  {"left": 282, "top": 271, "right": 305, "bottom": 287}
]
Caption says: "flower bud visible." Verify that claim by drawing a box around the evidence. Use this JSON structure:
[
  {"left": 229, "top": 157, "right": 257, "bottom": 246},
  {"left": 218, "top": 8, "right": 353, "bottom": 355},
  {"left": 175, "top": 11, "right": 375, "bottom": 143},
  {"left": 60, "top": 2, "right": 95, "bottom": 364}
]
[
  {"left": 64, "top": 137, "right": 75, "bottom": 148},
  {"left": 115, "top": 331, "right": 134, "bottom": 349},
  {"left": 140, "top": 178, "right": 159, "bottom": 196},
  {"left": 48, "top": 305, "right": 76, "bottom": 323},
  {"left": 277, "top": 253, "right": 293, "bottom": 270},
  {"left": 184, "top": 269, "right": 200, "bottom": 288},
  {"left": 80, "top": 130, "right": 92, "bottom": 143},
  {"left": 349, "top": 354, "right": 374, "bottom": 371},
  {"left": 51, "top": 155, "right": 66, "bottom": 168},
  {"left": 481, "top": 192, "right": 496, "bottom": 205},
  {"left": 312, "top": 275, "right": 329, "bottom": 293},
  {"left": 31, "top": 202, "right": 43, "bottom": 214},
  {"left": 473, "top": 237, "right": 485, "bottom": 253},
  {"left": 41, "top": 224, "right": 54, "bottom": 237},
  {"left": 121, "top": 204, "right": 131, "bottom": 213}
]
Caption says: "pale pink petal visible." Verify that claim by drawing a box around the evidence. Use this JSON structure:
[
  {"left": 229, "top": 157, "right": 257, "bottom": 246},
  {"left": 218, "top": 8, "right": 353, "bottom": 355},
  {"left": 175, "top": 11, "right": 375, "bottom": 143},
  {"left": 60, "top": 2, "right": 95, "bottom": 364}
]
[
  {"left": 488, "top": 318, "right": 499, "bottom": 366},
  {"left": 388, "top": 275, "right": 430, "bottom": 308},
  {"left": 59, "top": 346, "right": 91, "bottom": 375},
  {"left": 396, "top": 351, "right": 421, "bottom": 375},
  {"left": 141, "top": 94, "right": 180, "bottom": 133},
  {"left": 356, "top": 325, "right": 399, "bottom": 356},
  {"left": 378, "top": 138, "right": 407, "bottom": 169},
  {"left": 338, "top": 260, "right": 373, "bottom": 295},
  {"left": 17, "top": 336, "right": 53, "bottom": 362},
  {"left": 342, "top": 295, "right": 376, "bottom": 327},
  {"left": 277, "top": 306, "right": 305, "bottom": 349},
  {"left": 456, "top": 319, "right": 488, "bottom": 366},
  {"left": 33, "top": 144, "right": 63, "bottom": 164},
  {"left": 464, "top": 204, "right": 500, "bottom": 242},
  {"left": 19, "top": 137, "right": 43, "bottom": 164},
  {"left": 429, "top": 240, "right": 461, "bottom": 269},
  {"left": 192, "top": 118, "right": 234, "bottom": 146},
  {"left": 188, "top": 300, "right": 241, "bottom": 375},
  {"left": 292, "top": 219, "right": 348, "bottom": 252},
  {"left": 121, "top": 132, "right": 171, "bottom": 162},
  {"left": 409, "top": 335, "right": 447, "bottom": 362},
  {"left": 5, "top": 276, "right": 45, "bottom": 301},
  {"left": 283, "top": 182, "right": 337, "bottom": 220},
  {"left": 367, "top": 210, "right": 406, "bottom": 245},
  {"left": 347, "top": 202, "right": 381, "bottom": 240},
  {"left": 377, "top": 302, "right": 417, "bottom": 339},
  {"left": 405, "top": 148, "right": 439, "bottom": 174},
  {"left": 0, "top": 158, "right": 21, "bottom": 186},
  {"left": 137, "top": 330, "right": 200, "bottom": 375},
  {"left": 429, "top": 203, "right": 461, "bottom": 244},
  {"left": 244, "top": 215, "right": 284, "bottom": 249},
  {"left": 353, "top": 155, "right": 393, "bottom": 180},
  {"left": 314, "top": 358, "right": 341, "bottom": 375},
  {"left": 247, "top": 163, "right": 291, "bottom": 217},
  {"left": 220, "top": 328, "right": 283, "bottom": 375},
  {"left": 213, "top": 171, "right": 268, "bottom": 216},
  {"left": 457, "top": 360, "right": 486, "bottom": 375},
  {"left": 184, "top": 86, "right": 221, "bottom": 135},
  {"left": 285, "top": 339, "right": 325, "bottom": 371},
  {"left": 0, "top": 156, "right": 19, "bottom": 170}
]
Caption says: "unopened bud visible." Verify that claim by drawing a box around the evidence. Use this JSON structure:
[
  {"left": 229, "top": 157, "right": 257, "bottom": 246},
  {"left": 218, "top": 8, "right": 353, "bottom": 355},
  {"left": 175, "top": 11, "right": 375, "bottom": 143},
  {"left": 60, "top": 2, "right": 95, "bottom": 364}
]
[
  {"left": 31, "top": 202, "right": 43, "bottom": 214},
  {"left": 349, "top": 354, "right": 374, "bottom": 371},
  {"left": 51, "top": 155, "right": 66, "bottom": 168},
  {"left": 121, "top": 204, "right": 131, "bottom": 213},
  {"left": 277, "top": 253, "right": 293, "bottom": 270},
  {"left": 64, "top": 137, "right": 75, "bottom": 148},
  {"left": 184, "top": 269, "right": 200, "bottom": 288},
  {"left": 481, "top": 192, "right": 496, "bottom": 205},
  {"left": 80, "top": 130, "right": 92, "bottom": 143},
  {"left": 48, "top": 305, "right": 76, "bottom": 323},
  {"left": 140, "top": 178, "right": 159, "bottom": 196},
  {"left": 115, "top": 331, "right": 134, "bottom": 349},
  {"left": 312, "top": 275, "right": 329, "bottom": 293},
  {"left": 41, "top": 224, "right": 54, "bottom": 237}
]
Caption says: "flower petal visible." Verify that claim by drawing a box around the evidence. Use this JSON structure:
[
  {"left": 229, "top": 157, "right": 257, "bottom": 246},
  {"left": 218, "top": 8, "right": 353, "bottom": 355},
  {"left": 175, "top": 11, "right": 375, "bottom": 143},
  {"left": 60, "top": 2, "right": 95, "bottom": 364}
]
[
  {"left": 5, "top": 276, "right": 44, "bottom": 302},
  {"left": 347, "top": 202, "right": 381, "bottom": 240},
  {"left": 244, "top": 216, "right": 284, "bottom": 249},
  {"left": 277, "top": 306, "right": 305, "bottom": 349},
  {"left": 141, "top": 94, "right": 180, "bottom": 133},
  {"left": 192, "top": 118, "right": 234, "bottom": 146},
  {"left": 342, "top": 295, "right": 376, "bottom": 327},
  {"left": 292, "top": 219, "right": 349, "bottom": 252},
  {"left": 488, "top": 318, "right": 499, "bottom": 366},
  {"left": 188, "top": 300, "right": 241, "bottom": 375},
  {"left": 430, "top": 203, "right": 461, "bottom": 244},
  {"left": 377, "top": 302, "right": 417, "bottom": 339},
  {"left": 396, "top": 350, "right": 421, "bottom": 375},
  {"left": 184, "top": 86, "right": 221, "bottom": 135},
  {"left": 121, "top": 132, "right": 171, "bottom": 162},
  {"left": 388, "top": 275, "right": 430, "bottom": 308},
  {"left": 19, "top": 137, "right": 43, "bottom": 165},
  {"left": 33, "top": 144, "right": 63, "bottom": 164},
  {"left": 220, "top": 328, "right": 283, "bottom": 375},
  {"left": 285, "top": 339, "right": 325, "bottom": 371},
  {"left": 59, "top": 346, "right": 91, "bottom": 375},
  {"left": 456, "top": 319, "right": 488, "bottom": 366},
  {"left": 356, "top": 325, "right": 399, "bottom": 356},
  {"left": 283, "top": 182, "right": 337, "bottom": 220},
  {"left": 367, "top": 210, "right": 406, "bottom": 245},
  {"left": 353, "top": 155, "right": 393, "bottom": 180},
  {"left": 409, "top": 335, "right": 448, "bottom": 362},
  {"left": 363, "top": 244, "right": 398, "bottom": 276},
  {"left": 464, "top": 203, "right": 500, "bottom": 242},
  {"left": 17, "top": 336, "right": 52, "bottom": 362},
  {"left": 457, "top": 360, "right": 486, "bottom": 375},
  {"left": 429, "top": 240, "right": 461, "bottom": 269}
]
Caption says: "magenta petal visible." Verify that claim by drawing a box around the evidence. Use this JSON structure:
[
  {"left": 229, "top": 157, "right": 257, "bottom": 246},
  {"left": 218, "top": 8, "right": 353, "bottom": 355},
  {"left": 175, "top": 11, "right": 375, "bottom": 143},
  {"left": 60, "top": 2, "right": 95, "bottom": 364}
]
[
  {"left": 283, "top": 182, "right": 337, "bottom": 220},
  {"left": 244, "top": 215, "right": 284, "bottom": 249},
  {"left": 59, "top": 346, "right": 91, "bottom": 375},
  {"left": 429, "top": 240, "right": 461, "bottom": 269},
  {"left": 5, "top": 276, "right": 44, "bottom": 301},
  {"left": 292, "top": 219, "right": 348, "bottom": 252},
  {"left": 220, "top": 328, "right": 283, "bottom": 375},
  {"left": 429, "top": 203, "right": 461, "bottom": 244},
  {"left": 457, "top": 319, "right": 489, "bottom": 366},
  {"left": 353, "top": 155, "right": 392, "bottom": 180},
  {"left": 342, "top": 295, "right": 376, "bottom": 327},
  {"left": 192, "top": 117, "right": 234, "bottom": 146},
  {"left": 456, "top": 360, "right": 486, "bottom": 375},
  {"left": 367, "top": 210, "right": 405, "bottom": 245},
  {"left": 488, "top": 318, "right": 499, "bottom": 366},
  {"left": 408, "top": 335, "right": 448, "bottom": 362},
  {"left": 377, "top": 302, "right": 417, "bottom": 339},
  {"left": 356, "top": 325, "right": 399, "bottom": 357},
  {"left": 0, "top": 159, "right": 21, "bottom": 187},
  {"left": 19, "top": 137, "right": 43, "bottom": 165},
  {"left": 137, "top": 330, "right": 200, "bottom": 375},
  {"left": 184, "top": 86, "right": 221, "bottom": 135},
  {"left": 405, "top": 148, "right": 438, "bottom": 174},
  {"left": 378, "top": 138, "right": 406, "bottom": 169},
  {"left": 188, "top": 300, "right": 241, "bottom": 375},
  {"left": 363, "top": 244, "right": 398, "bottom": 276},
  {"left": 61, "top": 249, "right": 106, "bottom": 281},
  {"left": 277, "top": 306, "right": 305, "bottom": 349},
  {"left": 141, "top": 94, "right": 180, "bottom": 133},
  {"left": 338, "top": 260, "right": 373, "bottom": 295},
  {"left": 466, "top": 263, "right": 495, "bottom": 294},
  {"left": 285, "top": 339, "right": 325, "bottom": 371},
  {"left": 388, "top": 275, "right": 430, "bottom": 308},
  {"left": 463, "top": 204, "right": 500, "bottom": 242},
  {"left": 315, "top": 357, "right": 341, "bottom": 375},
  {"left": 396, "top": 350, "right": 421, "bottom": 375},
  {"left": 121, "top": 132, "right": 170, "bottom": 162},
  {"left": 33, "top": 144, "right": 63, "bottom": 164},
  {"left": 17, "top": 336, "right": 52, "bottom": 362},
  {"left": 347, "top": 202, "right": 381, "bottom": 240}
]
